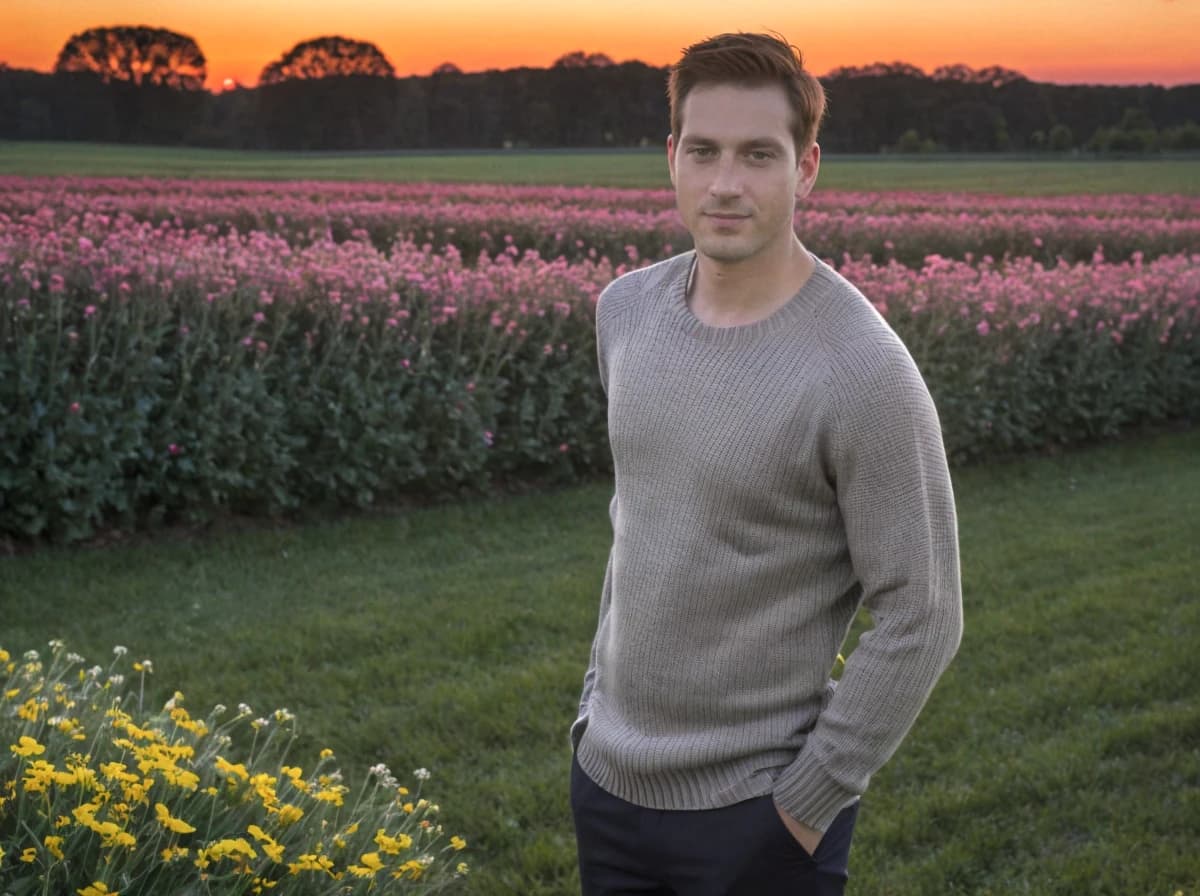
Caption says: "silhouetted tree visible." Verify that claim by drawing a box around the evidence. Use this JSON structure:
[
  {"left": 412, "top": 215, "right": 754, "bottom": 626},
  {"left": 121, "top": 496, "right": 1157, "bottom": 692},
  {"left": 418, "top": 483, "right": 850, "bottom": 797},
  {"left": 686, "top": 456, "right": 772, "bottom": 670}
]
[
  {"left": 5, "top": 46, "right": 1197, "bottom": 151},
  {"left": 932, "top": 63, "right": 1026, "bottom": 87},
  {"left": 432, "top": 62, "right": 461, "bottom": 75},
  {"left": 553, "top": 51, "right": 615, "bottom": 68},
  {"left": 54, "top": 25, "right": 206, "bottom": 90},
  {"left": 259, "top": 36, "right": 395, "bottom": 84},
  {"left": 825, "top": 61, "right": 927, "bottom": 80}
]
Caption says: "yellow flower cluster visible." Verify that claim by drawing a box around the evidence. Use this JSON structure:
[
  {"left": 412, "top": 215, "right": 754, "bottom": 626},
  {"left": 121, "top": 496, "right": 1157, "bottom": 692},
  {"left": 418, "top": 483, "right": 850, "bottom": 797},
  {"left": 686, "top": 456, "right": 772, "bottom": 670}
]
[{"left": 1, "top": 641, "right": 470, "bottom": 893}]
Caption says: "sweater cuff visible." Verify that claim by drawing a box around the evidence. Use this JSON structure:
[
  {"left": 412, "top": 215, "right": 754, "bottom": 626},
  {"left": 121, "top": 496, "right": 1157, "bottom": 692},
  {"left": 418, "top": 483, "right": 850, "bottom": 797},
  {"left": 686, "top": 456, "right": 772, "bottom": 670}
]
[{"left": 772, "top": 750, "right": 859, "bottom": 832}]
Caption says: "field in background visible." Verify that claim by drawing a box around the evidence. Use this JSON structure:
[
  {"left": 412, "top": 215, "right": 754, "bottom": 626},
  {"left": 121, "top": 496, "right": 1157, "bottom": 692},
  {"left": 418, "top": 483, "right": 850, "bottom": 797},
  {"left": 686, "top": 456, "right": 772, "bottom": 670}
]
[{"left": 2, "top": 141, "right": 1200, "bottom": 193}]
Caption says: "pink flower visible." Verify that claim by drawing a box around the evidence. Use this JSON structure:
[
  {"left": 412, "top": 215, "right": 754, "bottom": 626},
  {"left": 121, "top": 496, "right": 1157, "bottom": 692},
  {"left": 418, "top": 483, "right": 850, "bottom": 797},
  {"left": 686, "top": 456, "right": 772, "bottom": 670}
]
[
  {"left": 83, "top": 305, "right": 97, "bottom": 317},
  {"left": 68, "top": 402, "right": 81, "bottom": 414},
  {"left": 168, "top": 443, "right": 182, "bottom": 456},
  {"left": 559, "top": 443, "right": 569, "bottom": 453},
  {"left": 976, "top": 320, "right": 991, "bottom": 336},
  {"left": 483, "top": 430, "right": 495, "bottom": 447}
]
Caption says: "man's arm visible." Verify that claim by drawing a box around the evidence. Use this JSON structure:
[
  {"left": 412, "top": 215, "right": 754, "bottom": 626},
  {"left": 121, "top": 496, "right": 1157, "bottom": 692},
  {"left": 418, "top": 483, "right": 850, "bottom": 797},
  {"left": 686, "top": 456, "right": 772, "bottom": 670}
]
[{"left": 773, "top": 336, "right": 964, "bottom": 833}]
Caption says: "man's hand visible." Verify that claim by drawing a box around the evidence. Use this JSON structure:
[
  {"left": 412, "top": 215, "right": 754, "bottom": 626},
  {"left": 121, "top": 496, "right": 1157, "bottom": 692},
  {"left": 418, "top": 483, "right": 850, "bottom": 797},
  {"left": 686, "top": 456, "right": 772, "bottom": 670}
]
[{"left": 773, "top": 800, "right": 823, "bottom": 856}]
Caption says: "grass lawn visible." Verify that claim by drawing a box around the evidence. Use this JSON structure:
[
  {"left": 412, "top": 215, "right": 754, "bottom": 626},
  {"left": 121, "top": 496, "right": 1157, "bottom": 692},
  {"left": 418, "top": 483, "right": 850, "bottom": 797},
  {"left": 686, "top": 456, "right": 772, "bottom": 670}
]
[
  {"left": 2, "top": 427, "right": 1198, "bottom": 895},
  {"left": 2, "top": 141, "right": 1199, "bottom": 194}
]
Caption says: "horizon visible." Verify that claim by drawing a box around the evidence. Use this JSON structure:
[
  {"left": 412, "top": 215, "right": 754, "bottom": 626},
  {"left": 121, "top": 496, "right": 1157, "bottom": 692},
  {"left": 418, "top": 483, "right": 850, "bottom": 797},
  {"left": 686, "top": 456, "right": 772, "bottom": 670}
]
[{"left": 2, "top": 0, "right": 1199, "bottom": 90}]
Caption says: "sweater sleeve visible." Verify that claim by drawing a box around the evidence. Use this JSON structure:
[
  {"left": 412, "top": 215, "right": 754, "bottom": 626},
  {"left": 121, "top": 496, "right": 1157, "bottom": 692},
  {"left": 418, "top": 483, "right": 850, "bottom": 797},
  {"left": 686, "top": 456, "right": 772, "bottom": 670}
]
[
  {"left": 772, "top": 335, "right": 964, "bottom": 831},
  {"left": 572, "top": 290, "right": 619, "bottom": 750}
]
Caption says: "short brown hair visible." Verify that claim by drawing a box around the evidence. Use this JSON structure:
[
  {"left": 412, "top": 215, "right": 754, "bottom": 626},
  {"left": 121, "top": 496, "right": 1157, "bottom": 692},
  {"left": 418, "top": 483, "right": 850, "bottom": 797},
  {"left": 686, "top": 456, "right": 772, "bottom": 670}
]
[{"left": 668, "top": 32, "right": 826, "bottom": 153}]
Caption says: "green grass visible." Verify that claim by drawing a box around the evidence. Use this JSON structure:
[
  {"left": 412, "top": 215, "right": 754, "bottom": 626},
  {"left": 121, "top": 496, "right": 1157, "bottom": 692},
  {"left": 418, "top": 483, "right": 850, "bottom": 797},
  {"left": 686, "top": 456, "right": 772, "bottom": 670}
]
[
  {"left": 2, "top": 427, "right": 1198, "bottom": 895},
  {"left": 2, "top": 141, "right": 1200, "bottom": 193}
]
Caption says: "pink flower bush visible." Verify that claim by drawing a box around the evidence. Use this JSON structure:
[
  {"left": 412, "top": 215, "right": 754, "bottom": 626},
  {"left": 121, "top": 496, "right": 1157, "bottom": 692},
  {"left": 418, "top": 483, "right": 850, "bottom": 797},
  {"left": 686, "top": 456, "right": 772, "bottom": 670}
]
[
  {"left": 0, "top": 178, "right": 1196, "bottom": 542},
  {"left": 2, "top": 177, "right": 1195, "bottom": 266}
]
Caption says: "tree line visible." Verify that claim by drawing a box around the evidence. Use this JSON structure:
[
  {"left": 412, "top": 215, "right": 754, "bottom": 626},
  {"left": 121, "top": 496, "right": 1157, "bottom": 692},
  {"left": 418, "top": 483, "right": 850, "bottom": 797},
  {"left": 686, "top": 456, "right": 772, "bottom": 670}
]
[{"left": 1, "top": 25, "right": 1197, "bottom": 153}]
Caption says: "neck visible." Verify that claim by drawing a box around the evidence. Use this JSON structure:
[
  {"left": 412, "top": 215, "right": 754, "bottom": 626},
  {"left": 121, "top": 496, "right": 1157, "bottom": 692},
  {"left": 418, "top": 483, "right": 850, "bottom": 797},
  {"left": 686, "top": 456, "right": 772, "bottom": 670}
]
[{"left": 688, "top": 237, "right": 815, "bottom": 328}]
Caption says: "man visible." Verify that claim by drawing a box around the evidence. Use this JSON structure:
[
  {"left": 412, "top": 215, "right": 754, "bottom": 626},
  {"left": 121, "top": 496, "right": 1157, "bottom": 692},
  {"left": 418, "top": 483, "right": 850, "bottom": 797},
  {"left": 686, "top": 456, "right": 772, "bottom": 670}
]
[{"left": 569, "top": 32, "right": 964, "bottom": 896}]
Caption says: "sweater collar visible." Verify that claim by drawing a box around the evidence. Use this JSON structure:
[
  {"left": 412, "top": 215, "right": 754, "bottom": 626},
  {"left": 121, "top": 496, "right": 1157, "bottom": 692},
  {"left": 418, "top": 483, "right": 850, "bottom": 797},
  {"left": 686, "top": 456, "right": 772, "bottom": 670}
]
[{"left": 666, "top": 251, "right": 836, "bottom": 346}]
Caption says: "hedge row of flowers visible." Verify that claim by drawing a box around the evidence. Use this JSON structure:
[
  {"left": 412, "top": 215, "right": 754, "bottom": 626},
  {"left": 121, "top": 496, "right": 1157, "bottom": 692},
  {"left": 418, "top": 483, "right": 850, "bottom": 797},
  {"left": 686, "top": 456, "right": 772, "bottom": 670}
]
[
  {"left": 2, "top": 201, "right": 1197, "bottom": 544},
  {"left": 2, "top": 177, "right": 1196, "bottom": 267},
  {"left": 7, "top": 177, "right": 1197, "bottom": 216},
  {"left": 0, "top": 640, "right": 469, "bottom": 894}
]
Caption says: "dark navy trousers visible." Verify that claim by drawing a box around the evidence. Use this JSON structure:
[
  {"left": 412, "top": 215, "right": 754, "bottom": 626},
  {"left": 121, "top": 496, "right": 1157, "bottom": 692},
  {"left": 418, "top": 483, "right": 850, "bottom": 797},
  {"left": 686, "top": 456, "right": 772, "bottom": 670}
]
[{"left": 571, "top": 754, "right": 859, "bottom": 896}]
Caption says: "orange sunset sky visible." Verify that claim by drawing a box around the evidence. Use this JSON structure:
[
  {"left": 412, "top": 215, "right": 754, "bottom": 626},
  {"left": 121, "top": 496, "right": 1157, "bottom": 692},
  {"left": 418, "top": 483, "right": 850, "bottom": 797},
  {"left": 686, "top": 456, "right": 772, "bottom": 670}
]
[{"left": 2, "top": 0, "right": 1198, "bottom": 90}]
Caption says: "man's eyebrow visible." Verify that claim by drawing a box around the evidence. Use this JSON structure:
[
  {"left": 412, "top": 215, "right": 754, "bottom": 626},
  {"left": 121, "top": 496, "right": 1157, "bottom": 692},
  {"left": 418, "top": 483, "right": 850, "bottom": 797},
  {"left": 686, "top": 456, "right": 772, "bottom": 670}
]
[{"left": 742, "top": 137, "right": 788, "bottom": 150}]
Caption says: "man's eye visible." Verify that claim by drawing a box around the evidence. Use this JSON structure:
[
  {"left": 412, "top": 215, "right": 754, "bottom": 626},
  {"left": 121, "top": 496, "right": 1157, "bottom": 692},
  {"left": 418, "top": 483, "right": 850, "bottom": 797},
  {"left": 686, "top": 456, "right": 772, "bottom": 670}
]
[
  {"left": 688, "top": 147, "right": 715, "bottom": 157},
  {"left": 748, "top": 151, "right": 773, "bottom": 162}
]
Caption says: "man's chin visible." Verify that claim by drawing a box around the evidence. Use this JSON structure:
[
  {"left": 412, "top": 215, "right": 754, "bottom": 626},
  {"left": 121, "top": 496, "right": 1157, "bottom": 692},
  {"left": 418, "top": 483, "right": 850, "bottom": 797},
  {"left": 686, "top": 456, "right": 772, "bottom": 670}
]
[{"left": 693, "top": 239, "right": 757, "bottom": 264}]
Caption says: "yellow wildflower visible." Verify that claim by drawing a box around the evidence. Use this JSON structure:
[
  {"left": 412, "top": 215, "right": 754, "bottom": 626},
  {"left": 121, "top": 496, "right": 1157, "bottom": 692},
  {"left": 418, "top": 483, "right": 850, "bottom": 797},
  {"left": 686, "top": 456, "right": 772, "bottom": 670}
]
[
  {"left": 18, "top": 697, "right": 46, "bottom": 721},
  {"left": 281, "top": 766, "right": 310, "bottom": 792},
  {"left": 247, "top": 825, "right": 285, "bottom": 863},
  {"left": 249, "top": 772, "right": 279, "bottom": 807},
  {"left": 22, "top": 759, "right": 56, "bottom": 793},
  {"left": 20, "top": 847, "right": 37, "bottom": 863},
  {"left": 314, "top": 787, "right": 345, "bottom": 806},
  {"left": 215, "top": 756, "right": 250, "bottom": 781},
  {"left": 44, "top": 836, "right": 65, "bottom": 860},
  {"left": 348, "top": 851, "right": 385, "bottom": 877},
  {"left": 155, "top": 802, "right": 196, "bottom": 834},
  {"left": 374, "top": 829, "right": 412, "bottom": 855},
  {"left": 100, "top": 761, "right": 138, "bottom": 783},
  {"left": 450, "top": 835, "right": 467, "bottom": 850},
  {"left": 276, "top": 804, "right": 304, "bottom": 825},
  {"left": 78, "top": 883, "right": 117, "bottom": 896},
  {"left": 195, "top": 837, "right": 257, "bottom": 869},
  {"left": 10, "top": 735, "right": 45, "bottom": 757},
  {"left": 394, "top": 858, "right": 426, "bottom": 880},
  {"left": 169, "top": 705, "right": 208, "bottom": 736},
  {"left": 161, "top": 845, "right": 190, "bottom": 862},
  {"left": 319, "top": 748, "right": 334, "bottom": 759},
  {"left": 288, "top": 852, "right": 336, "bottom": 875},
  {"left": 120, "top": 720, "right": 163, "bottom": 743},
  {"left": 456, "top": 861, "right": 469, "bottom": 874}
]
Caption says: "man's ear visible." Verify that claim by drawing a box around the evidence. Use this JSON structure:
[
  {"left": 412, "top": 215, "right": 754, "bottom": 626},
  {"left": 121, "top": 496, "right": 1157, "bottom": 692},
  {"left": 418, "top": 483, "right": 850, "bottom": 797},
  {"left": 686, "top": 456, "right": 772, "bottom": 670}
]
[
  {"left": 666, "top": 133, "right": 677, "bottom": 188},
  {"left": 795, "top": 141, "right": 820, "bottom": 200}
]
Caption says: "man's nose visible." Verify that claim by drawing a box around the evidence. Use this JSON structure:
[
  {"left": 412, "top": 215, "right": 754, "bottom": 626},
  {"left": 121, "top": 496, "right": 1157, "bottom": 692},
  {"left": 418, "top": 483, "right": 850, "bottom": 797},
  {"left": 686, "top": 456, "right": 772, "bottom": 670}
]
[{"left": 708, "top": 156, "right": 743, "bottom": 197}]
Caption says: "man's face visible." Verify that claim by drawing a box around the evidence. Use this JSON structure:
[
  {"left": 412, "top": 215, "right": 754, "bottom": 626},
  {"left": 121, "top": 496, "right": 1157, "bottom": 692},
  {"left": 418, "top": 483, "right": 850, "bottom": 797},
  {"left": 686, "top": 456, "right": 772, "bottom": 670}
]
[{"left": 667, "top": 82, "right": 819, "bottom": 266}]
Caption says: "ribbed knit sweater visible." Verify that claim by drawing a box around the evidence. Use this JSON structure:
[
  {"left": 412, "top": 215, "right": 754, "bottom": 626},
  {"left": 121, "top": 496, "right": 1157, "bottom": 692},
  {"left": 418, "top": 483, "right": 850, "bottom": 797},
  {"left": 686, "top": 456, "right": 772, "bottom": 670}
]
[{"left": 572, "top": 250, "right": 963, "bottom": 832}]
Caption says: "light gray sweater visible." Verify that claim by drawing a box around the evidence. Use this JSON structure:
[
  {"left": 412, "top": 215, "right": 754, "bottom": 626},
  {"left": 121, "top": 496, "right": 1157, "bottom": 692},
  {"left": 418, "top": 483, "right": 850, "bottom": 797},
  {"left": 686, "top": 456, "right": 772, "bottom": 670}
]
[{"left": 572, "top": 251, "right": 963, "bottom": 832}]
